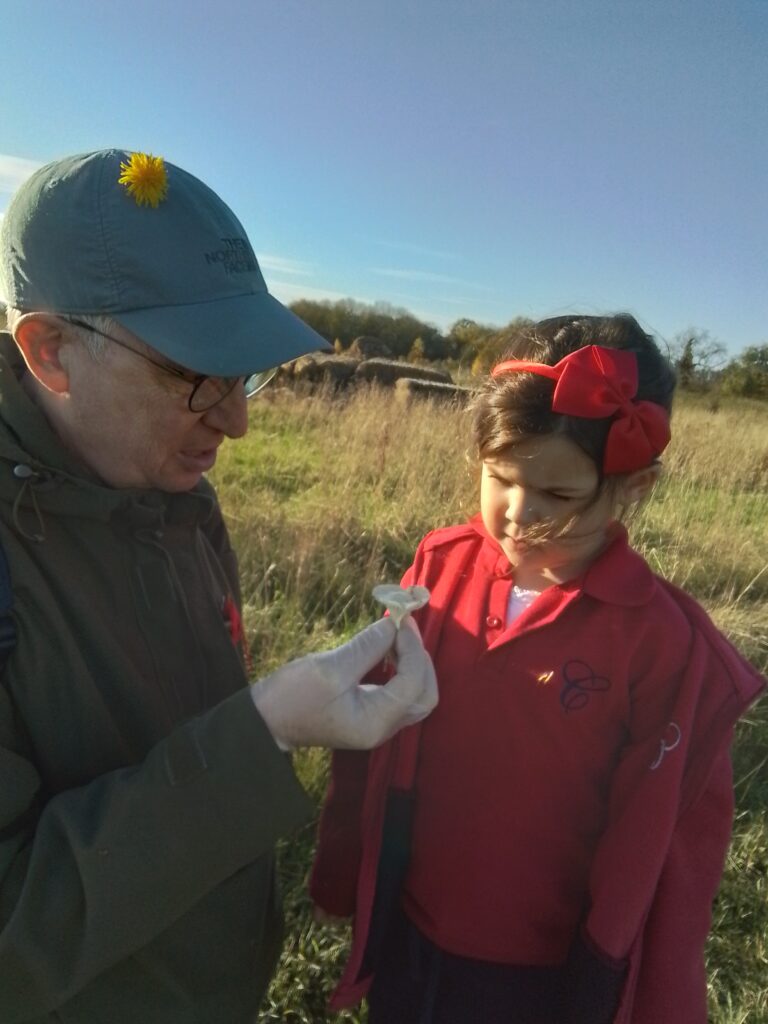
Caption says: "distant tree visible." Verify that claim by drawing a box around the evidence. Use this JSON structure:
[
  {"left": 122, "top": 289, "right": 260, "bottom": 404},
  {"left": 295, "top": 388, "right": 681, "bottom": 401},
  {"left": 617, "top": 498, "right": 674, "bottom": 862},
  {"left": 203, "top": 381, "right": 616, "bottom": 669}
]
[
  {"left": 470, "top": 316, "right": 535, "bottom": 375},
  {"left": 446, "top": 318, "right": 497, "bottom": 365},
  {"left": 720, "top": 345, "right": 768, "bottom": 400},
  {"left": 676, "top": 338, "right": 696, "bottom": 390},
  {"left": 289, "top": 298, "right": 446, "bottom": 359},
  {"left": 333, "top": 338, "right": 344, "bottom": 354},
  {"left": 670, "top": 328, "right": 727, "bottom": 389},
  {"left": 408, "top": 337, "right": 426, "bottom": 363},
  {"left": 349, "top": 335, "right": 391, "bottom": 360}
]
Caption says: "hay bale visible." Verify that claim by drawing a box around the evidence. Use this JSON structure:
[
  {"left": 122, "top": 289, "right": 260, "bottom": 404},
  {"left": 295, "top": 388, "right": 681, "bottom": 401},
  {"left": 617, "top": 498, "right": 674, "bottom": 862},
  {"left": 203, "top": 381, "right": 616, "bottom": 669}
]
[
  {"left": 291, "top": 354, "right": 359, "bottom": 385},
  {"left": 348, "top": 335, "right": 392, "bottom": 360},
  {"left": 287, "top": 354, "right": 317, "bottom": 380},
  {"left": 394, "top": 377, "right": 472, "bottom": 406},
  {"left": 354, "top": 358, "right": 453, "bottom": 387}
]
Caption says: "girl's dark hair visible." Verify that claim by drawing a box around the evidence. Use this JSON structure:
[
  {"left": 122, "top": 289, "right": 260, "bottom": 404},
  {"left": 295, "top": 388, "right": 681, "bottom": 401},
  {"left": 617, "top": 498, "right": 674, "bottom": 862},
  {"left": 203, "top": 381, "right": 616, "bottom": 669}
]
[{"left": 472, "top": 314, "right": 676, "bottom": 474}]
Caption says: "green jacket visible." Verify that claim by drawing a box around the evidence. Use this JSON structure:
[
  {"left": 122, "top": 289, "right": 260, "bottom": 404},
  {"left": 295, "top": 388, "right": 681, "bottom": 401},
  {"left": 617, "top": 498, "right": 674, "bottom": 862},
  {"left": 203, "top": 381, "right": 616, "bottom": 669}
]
[{"left": 0, "top": 335, "right": 313, "bottom": 1023}]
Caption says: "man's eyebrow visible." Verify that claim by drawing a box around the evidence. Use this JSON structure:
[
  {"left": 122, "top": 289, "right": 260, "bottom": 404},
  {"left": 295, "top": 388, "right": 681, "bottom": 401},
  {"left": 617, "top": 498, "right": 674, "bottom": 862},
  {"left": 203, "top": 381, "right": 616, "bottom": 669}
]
[{"left": 143, "top": 348, "right": 200, "bottom": 379}]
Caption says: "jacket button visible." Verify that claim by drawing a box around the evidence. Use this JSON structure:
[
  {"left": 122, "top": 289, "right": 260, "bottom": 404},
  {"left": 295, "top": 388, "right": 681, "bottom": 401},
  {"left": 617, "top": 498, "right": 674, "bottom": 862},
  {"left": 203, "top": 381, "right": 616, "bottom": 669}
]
[{"left": 485, "top": 615, "right": 502, "bottom": 629}]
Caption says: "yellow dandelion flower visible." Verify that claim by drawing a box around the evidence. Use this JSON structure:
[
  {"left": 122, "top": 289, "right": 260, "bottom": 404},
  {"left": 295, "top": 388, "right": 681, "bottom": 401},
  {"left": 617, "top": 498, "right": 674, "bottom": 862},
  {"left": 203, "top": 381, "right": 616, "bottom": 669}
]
[{"left": 118, "top": 152, "right": 169, "bottom": 208}]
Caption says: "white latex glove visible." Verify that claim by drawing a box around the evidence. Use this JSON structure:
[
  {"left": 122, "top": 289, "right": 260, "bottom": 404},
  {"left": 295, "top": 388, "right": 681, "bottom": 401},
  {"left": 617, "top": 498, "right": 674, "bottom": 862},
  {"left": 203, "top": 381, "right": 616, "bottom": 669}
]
[{"left": 250, "top": 617, "right": 437, "bottom": 750}]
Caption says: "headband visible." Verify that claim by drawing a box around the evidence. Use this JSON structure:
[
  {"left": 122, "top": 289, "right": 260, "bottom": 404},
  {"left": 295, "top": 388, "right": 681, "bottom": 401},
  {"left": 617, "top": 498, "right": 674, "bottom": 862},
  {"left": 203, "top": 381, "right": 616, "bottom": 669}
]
[{"left": 491, "top": 345, "right": 671, "bottom": 474}]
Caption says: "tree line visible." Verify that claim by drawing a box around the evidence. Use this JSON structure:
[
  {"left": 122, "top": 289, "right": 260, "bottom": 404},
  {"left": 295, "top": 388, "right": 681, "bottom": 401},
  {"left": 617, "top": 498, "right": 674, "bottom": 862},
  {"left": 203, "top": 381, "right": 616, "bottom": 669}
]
[
  {"left": 289, "top": 298, "right": 768, "bottom": 401},
  {"left": 1, "top": 300, "right": 765, "bottom": 399}
]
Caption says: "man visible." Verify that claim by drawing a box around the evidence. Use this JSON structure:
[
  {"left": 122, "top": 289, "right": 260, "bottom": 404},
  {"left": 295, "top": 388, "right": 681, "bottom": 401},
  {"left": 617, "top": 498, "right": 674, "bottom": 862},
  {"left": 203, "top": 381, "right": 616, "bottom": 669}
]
[{"left": 0, "top": 149, "right": 437, "bottom": 1023}]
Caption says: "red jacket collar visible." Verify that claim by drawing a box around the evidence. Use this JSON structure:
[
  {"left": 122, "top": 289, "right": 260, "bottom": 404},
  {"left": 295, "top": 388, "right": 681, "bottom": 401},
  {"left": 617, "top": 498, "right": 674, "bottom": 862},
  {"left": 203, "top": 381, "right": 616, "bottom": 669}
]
[{"left": 468, "top": 514, "right": 657, "bottom": 608}]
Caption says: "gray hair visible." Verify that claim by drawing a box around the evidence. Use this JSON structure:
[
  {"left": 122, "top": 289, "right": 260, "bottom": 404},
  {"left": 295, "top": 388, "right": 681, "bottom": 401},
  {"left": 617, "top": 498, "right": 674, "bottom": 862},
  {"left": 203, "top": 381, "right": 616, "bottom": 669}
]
[{"left": 5, "top": 307, "right": 120, "bottom": 362}]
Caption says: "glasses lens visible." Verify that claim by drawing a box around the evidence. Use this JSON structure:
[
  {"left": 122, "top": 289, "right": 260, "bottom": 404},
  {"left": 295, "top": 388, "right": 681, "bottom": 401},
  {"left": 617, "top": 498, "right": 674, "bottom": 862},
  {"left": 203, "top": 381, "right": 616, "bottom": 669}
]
[
  {"left": 189, "top": 368, "right": 278, "bottom": 412},
  {"left": 189, "top": 376, "right": 239, "bottom": 413},
  {"left": 244, "top": 367, "right": 278, "bottom": 398}
]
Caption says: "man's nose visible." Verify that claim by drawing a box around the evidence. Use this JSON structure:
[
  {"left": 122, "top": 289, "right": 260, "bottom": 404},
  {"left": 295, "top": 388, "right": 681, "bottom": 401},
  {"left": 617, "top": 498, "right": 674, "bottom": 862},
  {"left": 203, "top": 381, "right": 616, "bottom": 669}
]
[
  {"left": 507, "top": 488, "right": 539, "bottom": 526},
  {"left": 203, "top": 382, "right": 249, "bottom": 438}
]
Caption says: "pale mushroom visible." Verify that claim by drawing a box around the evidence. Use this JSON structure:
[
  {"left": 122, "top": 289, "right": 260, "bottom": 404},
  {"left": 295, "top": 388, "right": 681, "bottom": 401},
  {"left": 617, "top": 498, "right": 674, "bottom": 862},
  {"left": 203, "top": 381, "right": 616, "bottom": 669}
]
[{"left": 372, "top": 584, "right": 431, "bottom": 628}]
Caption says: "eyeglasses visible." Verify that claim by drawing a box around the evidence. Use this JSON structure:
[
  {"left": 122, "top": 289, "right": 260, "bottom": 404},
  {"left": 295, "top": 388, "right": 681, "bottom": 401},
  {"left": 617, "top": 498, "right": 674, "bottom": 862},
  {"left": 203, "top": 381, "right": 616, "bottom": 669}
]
[{"left": 65, "top": 318, "right": 278, "bottom": 412}]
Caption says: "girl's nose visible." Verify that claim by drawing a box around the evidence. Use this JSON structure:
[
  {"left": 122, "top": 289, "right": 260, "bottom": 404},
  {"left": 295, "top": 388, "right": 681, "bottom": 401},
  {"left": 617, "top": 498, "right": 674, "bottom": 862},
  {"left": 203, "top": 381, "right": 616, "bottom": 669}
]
[
  {"left": 507, "top": 488, "right": 539, "bottom": 526},
  {"left": 203, "top": 382, "right": 249, "bottom": 438}
]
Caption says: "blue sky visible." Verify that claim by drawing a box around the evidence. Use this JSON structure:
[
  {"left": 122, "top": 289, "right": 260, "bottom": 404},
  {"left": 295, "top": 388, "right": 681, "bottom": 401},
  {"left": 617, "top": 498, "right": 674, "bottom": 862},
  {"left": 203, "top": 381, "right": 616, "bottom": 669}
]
[{"left": 1, "top": 0, "right": 765, "bottom": 355}]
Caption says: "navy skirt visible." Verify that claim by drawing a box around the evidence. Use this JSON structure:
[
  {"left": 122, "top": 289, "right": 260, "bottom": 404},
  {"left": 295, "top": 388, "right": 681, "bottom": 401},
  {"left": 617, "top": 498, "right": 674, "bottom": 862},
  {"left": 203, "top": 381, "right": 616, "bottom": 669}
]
[{"left": 366, "top": 905, "right": 566, "bottom": 1024}]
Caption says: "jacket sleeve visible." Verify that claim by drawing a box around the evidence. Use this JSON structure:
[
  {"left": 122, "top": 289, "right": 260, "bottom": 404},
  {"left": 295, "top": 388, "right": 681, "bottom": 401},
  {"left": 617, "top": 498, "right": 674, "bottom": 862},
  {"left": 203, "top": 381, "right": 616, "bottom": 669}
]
[
  {"left": 563, "top": 619, "right": 757, "bottom": 1024},
  {"left": 562, "top": 746, "right": 735, "bottom": 1024},
  {"left": 0, "top": 684, "right": 313, "bottom": 1022},
  {"left": 560, "top": 653, "right": 689, "bottom": 1023},
  {"left": 627, "top": 746, "right": 734, "bottom": 1023}
]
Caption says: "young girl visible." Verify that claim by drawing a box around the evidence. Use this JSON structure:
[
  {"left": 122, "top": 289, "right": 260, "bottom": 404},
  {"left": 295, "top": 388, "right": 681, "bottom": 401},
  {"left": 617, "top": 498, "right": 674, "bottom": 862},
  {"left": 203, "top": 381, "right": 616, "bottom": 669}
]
[{"left": 310, "top": 315, "right": 765, "bottom": 1024}]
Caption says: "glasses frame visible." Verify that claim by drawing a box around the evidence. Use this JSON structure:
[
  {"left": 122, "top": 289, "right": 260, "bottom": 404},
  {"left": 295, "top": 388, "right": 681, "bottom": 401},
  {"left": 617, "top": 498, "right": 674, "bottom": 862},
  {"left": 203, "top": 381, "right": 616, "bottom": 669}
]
[{"left": 64, "top": 318, "right": 277, "bottom": 412}]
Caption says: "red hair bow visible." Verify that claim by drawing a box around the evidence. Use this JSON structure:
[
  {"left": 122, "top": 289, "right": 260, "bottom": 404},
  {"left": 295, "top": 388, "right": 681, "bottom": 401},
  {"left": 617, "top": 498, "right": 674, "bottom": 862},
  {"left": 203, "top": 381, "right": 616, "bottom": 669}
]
[{"left": 492, "top": 345, "right": 671, "bottom": 474}]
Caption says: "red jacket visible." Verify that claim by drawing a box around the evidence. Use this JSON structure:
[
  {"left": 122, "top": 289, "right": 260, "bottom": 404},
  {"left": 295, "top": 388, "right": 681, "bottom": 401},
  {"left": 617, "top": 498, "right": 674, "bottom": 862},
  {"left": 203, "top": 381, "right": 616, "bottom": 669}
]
[{"left": 310, "top": 520, "right": 765, "bottom": 1021}]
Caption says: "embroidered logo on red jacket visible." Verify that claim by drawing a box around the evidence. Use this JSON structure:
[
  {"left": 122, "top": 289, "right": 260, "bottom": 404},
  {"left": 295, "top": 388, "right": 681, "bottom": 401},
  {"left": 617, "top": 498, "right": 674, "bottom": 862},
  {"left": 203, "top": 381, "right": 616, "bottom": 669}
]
[{"left": 559, "top": 659, "right": 611, "bottom": 712}]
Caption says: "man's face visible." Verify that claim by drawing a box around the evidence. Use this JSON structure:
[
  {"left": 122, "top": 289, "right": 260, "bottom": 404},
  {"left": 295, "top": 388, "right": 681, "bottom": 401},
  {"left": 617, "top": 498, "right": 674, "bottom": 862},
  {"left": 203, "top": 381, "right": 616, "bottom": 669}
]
[{"left": 58, "top": 326, "right": 250, "bottom": 491}]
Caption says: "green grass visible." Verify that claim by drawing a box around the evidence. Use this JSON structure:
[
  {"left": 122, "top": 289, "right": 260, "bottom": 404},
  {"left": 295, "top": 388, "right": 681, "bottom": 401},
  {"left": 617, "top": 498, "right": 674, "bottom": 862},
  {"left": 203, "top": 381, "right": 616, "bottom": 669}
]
[{"left": 210, "top": 384, "right": 768, "bottom": 1023}]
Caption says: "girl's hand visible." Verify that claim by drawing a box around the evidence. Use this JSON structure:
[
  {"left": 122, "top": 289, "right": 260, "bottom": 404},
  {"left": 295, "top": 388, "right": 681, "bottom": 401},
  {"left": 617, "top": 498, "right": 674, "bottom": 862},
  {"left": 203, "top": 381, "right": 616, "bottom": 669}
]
[{"left": 312, "top": 904, "right": 352, "bottom": 928}]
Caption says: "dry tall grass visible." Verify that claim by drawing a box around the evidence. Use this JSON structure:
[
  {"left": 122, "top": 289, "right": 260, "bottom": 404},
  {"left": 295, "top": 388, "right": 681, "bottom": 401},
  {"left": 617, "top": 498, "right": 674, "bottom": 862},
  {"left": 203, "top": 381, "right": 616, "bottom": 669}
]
[{"left": 210, "top": 384, "right": 768, "bottom": 1023}]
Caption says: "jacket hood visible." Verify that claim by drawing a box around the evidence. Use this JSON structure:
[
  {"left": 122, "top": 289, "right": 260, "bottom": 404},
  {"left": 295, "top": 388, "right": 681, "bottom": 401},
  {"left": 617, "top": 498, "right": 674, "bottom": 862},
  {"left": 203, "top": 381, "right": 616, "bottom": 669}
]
[{"left": 0, "top": 332, "right": 216, "bottom": 536}]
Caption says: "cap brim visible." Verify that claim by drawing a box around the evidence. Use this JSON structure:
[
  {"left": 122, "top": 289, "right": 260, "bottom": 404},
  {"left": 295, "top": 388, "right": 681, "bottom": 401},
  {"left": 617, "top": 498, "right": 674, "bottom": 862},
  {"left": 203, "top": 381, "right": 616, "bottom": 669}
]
[{"left": 113, "top": 291, "right": 332, "bottom": 376}]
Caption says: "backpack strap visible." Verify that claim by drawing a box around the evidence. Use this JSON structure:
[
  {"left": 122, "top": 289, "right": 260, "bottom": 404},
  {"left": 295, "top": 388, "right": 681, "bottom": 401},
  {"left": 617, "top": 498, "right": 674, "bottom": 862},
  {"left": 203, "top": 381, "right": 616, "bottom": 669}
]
[{"left": 0, "top": 539, "right": 17, "bottom": 672}]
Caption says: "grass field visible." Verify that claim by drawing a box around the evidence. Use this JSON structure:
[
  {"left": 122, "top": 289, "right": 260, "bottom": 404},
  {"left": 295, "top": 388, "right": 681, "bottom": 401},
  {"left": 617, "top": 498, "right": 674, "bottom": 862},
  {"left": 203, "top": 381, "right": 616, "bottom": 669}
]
[{"left": 210, "top": 384, "right": 768, "bottom": 1024}]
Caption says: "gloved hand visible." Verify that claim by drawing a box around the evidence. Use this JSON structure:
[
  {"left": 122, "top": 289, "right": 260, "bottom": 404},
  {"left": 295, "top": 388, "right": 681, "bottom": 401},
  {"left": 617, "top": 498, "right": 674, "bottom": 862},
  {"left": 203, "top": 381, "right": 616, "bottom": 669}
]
[{"left": 250, "top": 617, "right": 437, "bottom": 750}]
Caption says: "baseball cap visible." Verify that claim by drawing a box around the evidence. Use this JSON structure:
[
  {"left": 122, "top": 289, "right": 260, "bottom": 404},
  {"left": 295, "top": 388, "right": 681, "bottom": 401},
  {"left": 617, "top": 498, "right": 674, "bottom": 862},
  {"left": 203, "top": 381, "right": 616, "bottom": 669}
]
[{"left": 0, "top": 149, "right": 331, "bottom": 375}]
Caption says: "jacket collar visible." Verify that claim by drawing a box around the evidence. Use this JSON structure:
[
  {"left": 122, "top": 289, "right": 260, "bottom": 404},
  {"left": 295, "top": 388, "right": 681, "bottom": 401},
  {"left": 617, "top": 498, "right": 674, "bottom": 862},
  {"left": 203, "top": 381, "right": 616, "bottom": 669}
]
[{"left": 469, "top": 513, "right": 657, "bottom": 608}]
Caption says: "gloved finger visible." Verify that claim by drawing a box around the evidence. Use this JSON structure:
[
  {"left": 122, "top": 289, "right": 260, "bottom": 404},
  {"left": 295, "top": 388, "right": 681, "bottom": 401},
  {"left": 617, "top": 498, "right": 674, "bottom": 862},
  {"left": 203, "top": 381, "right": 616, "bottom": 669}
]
[
  {"left": 399, "top": 612, "right": 423, "bottom": 640},
  {"left": 357, "top": 662, "right": 438, "bottom": 745},
  {"left": 326, "top": 617, "right": 397, "bottom": 681},
  {"left": 403, "top": 652, "right": 438, "bottom": 722},
  {"left": 380, "top": 624, "right": 438, "bottom": 714}
]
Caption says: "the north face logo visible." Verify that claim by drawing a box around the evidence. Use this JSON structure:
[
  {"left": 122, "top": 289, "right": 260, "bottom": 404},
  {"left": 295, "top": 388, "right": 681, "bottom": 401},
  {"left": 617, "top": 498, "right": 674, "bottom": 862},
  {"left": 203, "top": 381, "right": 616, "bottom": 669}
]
[{"left": 204, "top": 237, "right": 257, "bottom": 275}]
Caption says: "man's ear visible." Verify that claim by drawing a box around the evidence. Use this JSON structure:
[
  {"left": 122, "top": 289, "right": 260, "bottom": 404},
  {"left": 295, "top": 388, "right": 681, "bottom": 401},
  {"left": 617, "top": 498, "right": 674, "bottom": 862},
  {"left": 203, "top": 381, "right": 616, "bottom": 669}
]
[
  {"left": 13, "top": 316, "right": 72, "bottom": 395},
  {"left": 618, "top": 463, "right": 662, "bottom": 506}
]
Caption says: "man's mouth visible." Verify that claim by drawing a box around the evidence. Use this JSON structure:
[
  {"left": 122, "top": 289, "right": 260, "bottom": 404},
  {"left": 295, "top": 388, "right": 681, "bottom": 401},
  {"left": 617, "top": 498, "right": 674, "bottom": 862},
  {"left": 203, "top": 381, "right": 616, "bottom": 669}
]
[{"left": 178, "top": 447, "right": 219, "bottom": 473}]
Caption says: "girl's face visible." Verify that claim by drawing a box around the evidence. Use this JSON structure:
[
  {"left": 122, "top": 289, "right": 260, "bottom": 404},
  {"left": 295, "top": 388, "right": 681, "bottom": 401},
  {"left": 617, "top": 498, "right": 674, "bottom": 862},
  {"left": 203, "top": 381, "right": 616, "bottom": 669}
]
[{"left": 480, "top": 433, "right": 617, "bottom": 590}]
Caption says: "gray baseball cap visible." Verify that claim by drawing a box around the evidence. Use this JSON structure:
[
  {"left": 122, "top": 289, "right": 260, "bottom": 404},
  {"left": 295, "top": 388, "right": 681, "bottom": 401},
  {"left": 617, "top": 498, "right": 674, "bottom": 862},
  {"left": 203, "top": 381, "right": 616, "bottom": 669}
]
[{"left": 0, "top": 149, "right": 330, "bottom": 375}]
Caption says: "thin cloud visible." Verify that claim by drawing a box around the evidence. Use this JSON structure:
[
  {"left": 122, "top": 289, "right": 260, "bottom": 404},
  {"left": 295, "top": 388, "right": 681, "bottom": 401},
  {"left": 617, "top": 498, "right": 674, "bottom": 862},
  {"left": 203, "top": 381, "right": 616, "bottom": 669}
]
[
  {"left": 371, "top": 267, "right": 492, "bottom": 292},
  {"left": 257, "top": 253, "right": 315, "bottom": 277},
  {"left": 0, "top": 154, "right": 42, "bottom": 197}
]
